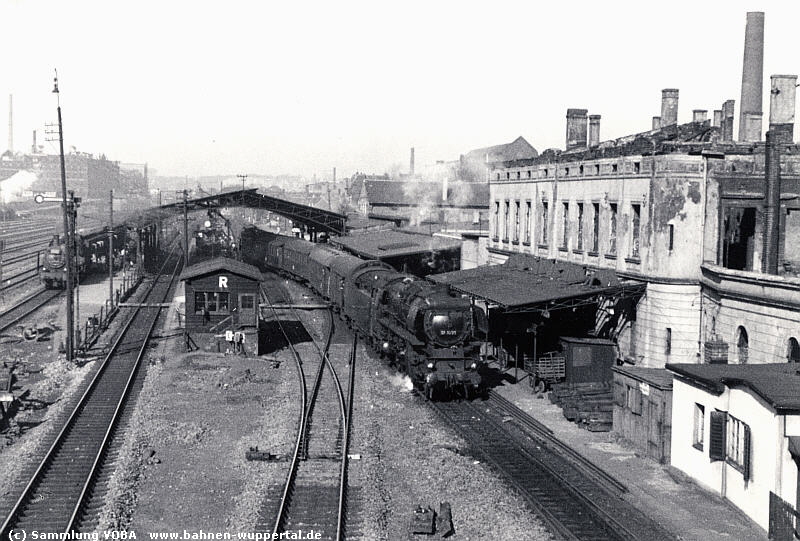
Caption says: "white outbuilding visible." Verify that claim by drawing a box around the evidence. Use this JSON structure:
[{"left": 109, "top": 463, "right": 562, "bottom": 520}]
[{"left": 667, "top": 362, "right": 800, "bottom": 534}]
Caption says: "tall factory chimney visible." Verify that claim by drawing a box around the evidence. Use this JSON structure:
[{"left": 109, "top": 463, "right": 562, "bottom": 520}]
[
  {"left": 692, "top": 110, "right": 708, "bottom": 123},
  {"left": 7, "top": 94, "right": 12, "bottom": 153},
  {"left": 661, "top": 89, "right": 679, "bottom": 126},
  {"left": 332, "top": 167, "right": 336, "bottom": 184},
  {"left": 721, "top": 100, "right": 736, "bottom": 141},
  {"left": 738, "top": 12, "right": 765, "bottom": 142},
  {"left": 409, "top": 147, "right": 415, "bottom": 176},
  {"left": 712, "top": 110, "right": 723, "bottom": 128},
  {"left": 652, "top": 117, "right": 661, "bottom": 131},
  {"left": 588, "top": 115, "right": 601, "bottom": 146},
  {"left": 565, "top": 109, "right": 588, "bottom": 150},
  {"left": 763, "top": 130, "right": 781, "bottom": 274},
  {"left": 31, "top": 130, "right": 37, "bottom": 154},
  {"left": 769, "top": 74, "right": 797, "bottom": 143}
]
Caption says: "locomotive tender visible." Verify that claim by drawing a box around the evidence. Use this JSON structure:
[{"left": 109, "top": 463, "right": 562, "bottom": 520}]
[{"left": 240, "top": 226, "right": 483, "bottom": 399}]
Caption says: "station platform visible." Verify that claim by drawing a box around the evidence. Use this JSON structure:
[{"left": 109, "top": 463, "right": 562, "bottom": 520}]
[{"left": 490, "top": 367, "right": 768, "bottom": 541}]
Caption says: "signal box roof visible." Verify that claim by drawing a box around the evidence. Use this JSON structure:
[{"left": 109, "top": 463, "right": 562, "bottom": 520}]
[
  {"left": 179, "top": 257, "right": 263, "bottom": 282},
  {"left": 331, "top": 230, "right": 461, "bottom": 260}
]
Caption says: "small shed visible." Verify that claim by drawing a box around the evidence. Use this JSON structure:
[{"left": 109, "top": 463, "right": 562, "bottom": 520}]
[
  {"left": 179, "top": 257, "right": 263, "bottom": 334},
  {"left": 612, "top": 366, "right": 673, "bottom": 463},
  {"left": 561, "top": 336, "right": 618, "bottom": 386}
]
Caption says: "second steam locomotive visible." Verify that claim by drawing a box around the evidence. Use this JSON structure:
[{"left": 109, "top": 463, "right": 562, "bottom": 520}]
[{"left": 241, "top": 226, "right": 484, "bottom": 399}]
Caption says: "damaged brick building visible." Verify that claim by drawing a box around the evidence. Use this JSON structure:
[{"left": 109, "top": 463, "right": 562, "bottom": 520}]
[{"left": 488, "top": 76, "right": 800, "bottom": 368}]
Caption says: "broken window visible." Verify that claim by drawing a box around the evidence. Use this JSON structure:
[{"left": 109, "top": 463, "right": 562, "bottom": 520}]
[
  {"left": 493, "top": 201, "right": 499, "bottom": 240},
  {"left": 592, "top": 202, "right": 600, "bottom": 252},
  {"left": 562, "top": 202, "right": 569, "bottom": 249},
  {"left": 722, "top": 207, "right": 756, "bottom": 270},
  {"left": 503, "top": 201, "right": 509, "bottom": 242},
  {"left": 541, "top": 202, "right": 549, "bottom": 244},
  {"left": 631, "top": 203, "right": 641, "bottom": 258},
  {"left": 514, "top": 200, "right": 520, "bottom": 242},
  {"left": 737, "top": 326, "right": 749, "bottom": 364},
  {"left": 788, "top": 337, "right": 800, "bottom": 363},
  {"left": 524, "top": 201, "right": 531, "bottom": 244},
  {"left": 783, "top": 208, "right": 800, "bottom": 274},
  {"left": 577, "top": 203, "right": 584, "bottom": 250},
  {"left": 609, "top": 203, "right": 618, "bottom": 255}
]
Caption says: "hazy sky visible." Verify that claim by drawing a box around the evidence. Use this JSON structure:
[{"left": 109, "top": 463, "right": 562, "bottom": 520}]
[{"left": 1, "top": 1, "right": 798, "bottom": 179}]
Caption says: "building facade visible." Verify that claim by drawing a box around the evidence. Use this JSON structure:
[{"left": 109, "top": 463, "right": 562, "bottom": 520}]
[{"left": 489, "top": 118, "right": 800, "bottom": 368}]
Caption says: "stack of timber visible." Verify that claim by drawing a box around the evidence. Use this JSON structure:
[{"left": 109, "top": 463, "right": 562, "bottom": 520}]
[{"left": 549, "top": 382, "right": 613, "bottom": 432}]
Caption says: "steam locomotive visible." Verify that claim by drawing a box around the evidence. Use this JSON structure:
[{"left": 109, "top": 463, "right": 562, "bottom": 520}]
[
  {"left": 41, "top": 224, "right": 136, "bottom": 289},
  {"left": 192, "top": 212, "right": 234, "bottom": 261},
  {"left": 240, "top": 226, "right": 484, "bottom": 399}
]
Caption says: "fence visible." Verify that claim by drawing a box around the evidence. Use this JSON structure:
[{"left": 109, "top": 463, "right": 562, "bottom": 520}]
[
  {"left": 769, "top": 491, "right": 799, "bottom": 541},
  {"left": 77, "top": 267, "right": 142, "bottom": 353}
]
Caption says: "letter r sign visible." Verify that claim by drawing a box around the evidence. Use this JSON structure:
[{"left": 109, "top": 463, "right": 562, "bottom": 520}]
[{"left": 218, "top": 276, "right": 229, "bottom": 288}]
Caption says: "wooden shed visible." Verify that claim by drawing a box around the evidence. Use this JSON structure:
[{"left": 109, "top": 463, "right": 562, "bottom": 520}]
[
  {"left": 612, "top": 366, "right": 673, "bottom": 463},
  {"left": 180, "top": 257, "right": 263, "bottom": 333},
  {"left": 561, "top": 336, "right": 618, "bottom": 386}
]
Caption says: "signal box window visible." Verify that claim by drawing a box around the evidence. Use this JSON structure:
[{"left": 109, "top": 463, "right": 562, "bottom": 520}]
[{"left": 194, "top": 292, "right": 230, "bottom": 313}]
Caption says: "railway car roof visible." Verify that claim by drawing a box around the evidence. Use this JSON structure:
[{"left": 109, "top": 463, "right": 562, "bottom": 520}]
[
  {"left": 309, "top": 243, "right": 342, "bottom": 267},
  {"left": 429, "top": 253, "right": 644, "bottom": 313},
  {"left": 331, "top": 230, "right": 461, "bottom": 259}
]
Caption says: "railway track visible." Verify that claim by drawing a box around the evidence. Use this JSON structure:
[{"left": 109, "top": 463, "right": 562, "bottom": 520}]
[
  {"left": 0, "top": 287, "right": 61, "bottom": 333},
  {"left": 257, "top": 276, "right": 353, "bottom": 541},
  {"left": 0, "top": 245, "right": 182, "bottom": 534},
  {"left": 429, "top": 397, "right": 674, "bottom": 541}
]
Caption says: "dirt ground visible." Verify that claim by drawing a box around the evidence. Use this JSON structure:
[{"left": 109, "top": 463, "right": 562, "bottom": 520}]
[{"left": 105, "top": 277, "right": 553, "bottom": 540}]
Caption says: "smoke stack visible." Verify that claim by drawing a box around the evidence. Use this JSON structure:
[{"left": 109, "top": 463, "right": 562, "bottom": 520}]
[
  {"left": 738, "top": 12, "right": 765, "bottom": 142},
  {"left": 763, "top": 130, "right": 781, "bottom": 274},
  {"left": 721, "top": 100, "right": 736, "bottom": 141},
  {"left": 31, "top": 130, "right": 37, "bottom": 154},
  {"left": 769, "top": 74, "right": 797, "bottom": 143},
  {"left": 692, "top": 110, "right": 708, "bottom": 123},
  {"left": 565, "top": 108, "right": 588, "bottom": 150},
  {"left": 410, "top": 147, "right": 415, "bottom": 176},
  {"left": 652, "top": 117, "right": 661, "bottom": 131},
  {"left": 333, "top": 167, "right": 336, "bottom": 184},
  {"left": 588, "top": 115, "right": 601, "bottom": 146},
  {"left": 7, "top": 94, "right": 12, "bottom": 154},
  {"left": 661, "top": 89, "right": 679, "bottom": 126},
  {"left": 712, "top": 110, "right": 723, "bottom": 128}
]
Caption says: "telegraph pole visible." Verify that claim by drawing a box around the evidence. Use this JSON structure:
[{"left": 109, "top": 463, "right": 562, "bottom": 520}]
[
  {"left": 183, "top": 189, "right": 189, "bottom": 268},
  {"left": 108, "top": 189, "right": 114, "bottom": 307},
  {"left": 53, "top": 71, "right": 74, "bottom": 364}
]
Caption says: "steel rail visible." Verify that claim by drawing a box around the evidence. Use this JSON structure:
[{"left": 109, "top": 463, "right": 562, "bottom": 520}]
[
  {"left": 0, "top": 287, "right": 61, "bottom": 333},
  {"left": 0, "top": 242, "right": 180, "bottom": 534},
  {"left": 67, "top": 247, "right": 182, "bottom": 530},
  {"left": 337, "top": 335, "right": 357, "bottom": 541}
]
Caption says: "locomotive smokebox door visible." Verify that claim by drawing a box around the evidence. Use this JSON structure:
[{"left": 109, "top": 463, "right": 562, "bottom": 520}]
[{"left": 410, "top": 505, "right": 435, "bottom": 535}]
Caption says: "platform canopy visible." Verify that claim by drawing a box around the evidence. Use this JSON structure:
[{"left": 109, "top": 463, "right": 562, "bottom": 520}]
[
  {"left": 429, "top": 254, "right": 646, "bottom": 314},
  {"left": 148, "top": 188, "right": 346, "bottom": 235}
]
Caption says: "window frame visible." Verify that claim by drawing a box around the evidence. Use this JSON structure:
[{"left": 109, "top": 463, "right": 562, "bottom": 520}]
[{"left": 693, "top": 403, "right": 705, "bottom": 451}]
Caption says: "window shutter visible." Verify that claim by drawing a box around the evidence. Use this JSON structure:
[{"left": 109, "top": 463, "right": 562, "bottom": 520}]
[
  {"left": 743, "top": 424, "right": 752, "bottom": 481},
  {"left": 709, "top": 411, "right": 727, "bottom": 461}
]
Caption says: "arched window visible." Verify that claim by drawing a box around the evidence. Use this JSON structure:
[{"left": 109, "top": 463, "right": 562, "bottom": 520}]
[
  {"left": 736, "top": 326, "right": 749, "bottom": 364},
  {"left": 788, "top": 337, "right": 800, "bottom": 363}
]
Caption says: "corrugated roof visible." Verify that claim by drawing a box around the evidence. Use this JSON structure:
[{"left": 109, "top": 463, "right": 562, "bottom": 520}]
[
  {"left": 179, "top": 257, "right": 263, "bottom": 282},
  {"left": 332, "top": 230, "right": 461, "bottom": 259},
  {"left": 666, "top": 362, "right": 800, "bottom": 413},
  {"left": 429, "top": 253, "right": 630, "bottom": 310}
]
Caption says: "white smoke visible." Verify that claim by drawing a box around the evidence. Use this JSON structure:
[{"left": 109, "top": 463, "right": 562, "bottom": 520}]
[
  {"left": 388, "top": 373, "right": 414, "bottom": 392},
  {"left": 0, "top": 170, "right": 38, "bottom": 203}
]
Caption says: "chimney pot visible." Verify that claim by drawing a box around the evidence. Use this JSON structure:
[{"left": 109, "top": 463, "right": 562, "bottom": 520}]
[
  {"left": 712, "top": 110, "right": 723, "bottom": 128},
  {"left": 661, "top": 89, "right": 679, "bottom": 126},
  {"left": 692, "top": 109, "right": 708, "bottom": 123},
  {"left": 769, "top": 74, "right": 797, "bottom": 143},
  {"left": 721, "top": 100, "right": 736, "bottom": 141},
  {"left": 588, "top": 114, "right": 601, "bottom": 147},
  {"left": 565, "top": 108, "right": 588, "bottom": 150},
  {"left": 652, "top": 116, "right": 662, "bottom": 131}
]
